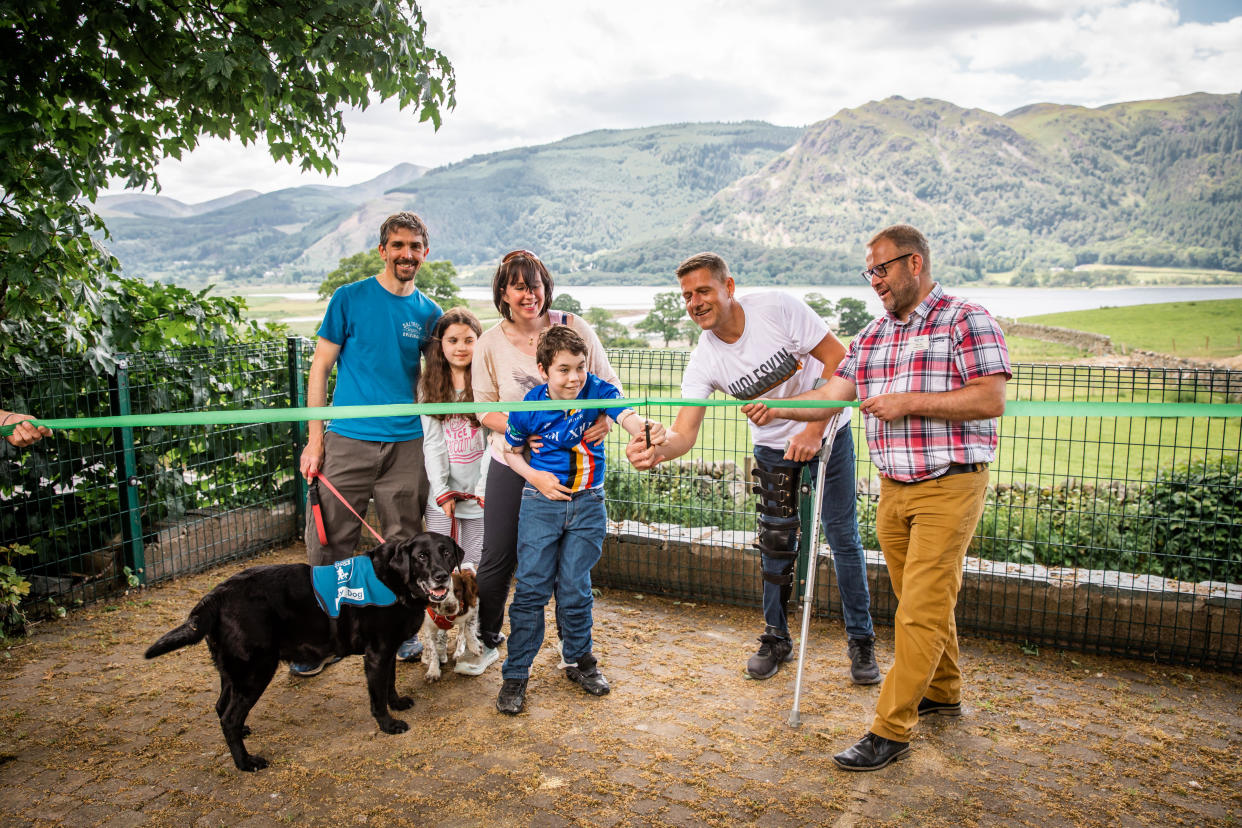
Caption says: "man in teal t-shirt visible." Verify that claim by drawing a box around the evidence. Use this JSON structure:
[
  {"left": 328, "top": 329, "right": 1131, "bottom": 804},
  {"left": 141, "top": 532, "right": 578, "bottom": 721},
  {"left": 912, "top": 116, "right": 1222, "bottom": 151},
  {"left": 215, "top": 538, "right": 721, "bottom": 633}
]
[{"left": 297, "top": 212, "right": 442, "bottom": 675}]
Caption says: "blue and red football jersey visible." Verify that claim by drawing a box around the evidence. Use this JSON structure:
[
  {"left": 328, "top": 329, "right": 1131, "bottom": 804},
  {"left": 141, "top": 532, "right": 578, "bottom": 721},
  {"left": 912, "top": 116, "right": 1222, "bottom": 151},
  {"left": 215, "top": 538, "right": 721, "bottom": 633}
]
[{"left": 505, "top": 373, "right": 631, "bottom": 491}]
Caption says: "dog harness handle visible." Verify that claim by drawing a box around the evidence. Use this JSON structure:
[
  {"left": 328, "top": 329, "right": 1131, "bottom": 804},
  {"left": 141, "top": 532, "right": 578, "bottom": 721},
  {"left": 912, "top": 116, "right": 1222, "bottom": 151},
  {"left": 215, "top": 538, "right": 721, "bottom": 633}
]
[
  {"left": 309, "top": 472, "right": 386, "bottom": 545},
  {"left": 308, "top": 481, "right": 329, "bottom": 546}
]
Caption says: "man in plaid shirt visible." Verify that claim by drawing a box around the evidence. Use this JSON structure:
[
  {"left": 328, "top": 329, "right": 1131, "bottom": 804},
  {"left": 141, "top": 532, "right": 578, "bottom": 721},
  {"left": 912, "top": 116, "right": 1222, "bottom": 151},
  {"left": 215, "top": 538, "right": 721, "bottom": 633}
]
[{"left": 745, "top": 224, "right": 1010, "bottom": 771}]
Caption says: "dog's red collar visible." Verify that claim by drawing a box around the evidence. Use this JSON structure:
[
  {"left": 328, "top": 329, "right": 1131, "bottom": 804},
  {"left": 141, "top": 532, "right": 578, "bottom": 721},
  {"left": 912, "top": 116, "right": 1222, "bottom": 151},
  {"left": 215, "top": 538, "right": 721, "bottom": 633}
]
[{"left": 426, "top": 607, "right": 456, "bottom": 630}]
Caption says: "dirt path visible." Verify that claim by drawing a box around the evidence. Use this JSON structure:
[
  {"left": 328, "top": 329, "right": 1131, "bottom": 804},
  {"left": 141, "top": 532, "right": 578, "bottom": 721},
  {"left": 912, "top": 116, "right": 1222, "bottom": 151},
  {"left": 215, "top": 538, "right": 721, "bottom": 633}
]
[{"left": 2, "top": 544, "right": 1239, "bottom": 827}]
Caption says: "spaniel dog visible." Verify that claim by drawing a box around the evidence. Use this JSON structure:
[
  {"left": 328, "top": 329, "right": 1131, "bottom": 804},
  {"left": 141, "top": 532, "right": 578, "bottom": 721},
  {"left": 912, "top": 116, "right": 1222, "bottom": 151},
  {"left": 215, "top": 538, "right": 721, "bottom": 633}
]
[{"left": 418, "top": 568, "right": 482, "bottom": 681}]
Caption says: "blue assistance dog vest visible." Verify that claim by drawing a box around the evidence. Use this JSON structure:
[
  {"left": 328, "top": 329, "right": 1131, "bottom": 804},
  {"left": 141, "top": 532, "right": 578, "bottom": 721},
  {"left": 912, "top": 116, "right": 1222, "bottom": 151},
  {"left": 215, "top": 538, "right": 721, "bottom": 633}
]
[{"left": 311, "top": 555, "right": 398, "bottom": 618}]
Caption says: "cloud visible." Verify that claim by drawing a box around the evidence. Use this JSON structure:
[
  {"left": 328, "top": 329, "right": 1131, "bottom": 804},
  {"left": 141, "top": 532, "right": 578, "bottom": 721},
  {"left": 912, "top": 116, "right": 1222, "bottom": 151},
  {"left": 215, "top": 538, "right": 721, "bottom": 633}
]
[{"left": 115, "top": 0, "right": 1242, "bottom": 204}]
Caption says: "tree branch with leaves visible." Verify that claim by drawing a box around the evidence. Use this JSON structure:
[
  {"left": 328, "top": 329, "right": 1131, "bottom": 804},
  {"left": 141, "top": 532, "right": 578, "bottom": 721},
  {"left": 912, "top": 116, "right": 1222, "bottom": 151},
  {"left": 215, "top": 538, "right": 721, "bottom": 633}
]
[{"left": 0, "top": 0, "right": 455, "bottom": 374}]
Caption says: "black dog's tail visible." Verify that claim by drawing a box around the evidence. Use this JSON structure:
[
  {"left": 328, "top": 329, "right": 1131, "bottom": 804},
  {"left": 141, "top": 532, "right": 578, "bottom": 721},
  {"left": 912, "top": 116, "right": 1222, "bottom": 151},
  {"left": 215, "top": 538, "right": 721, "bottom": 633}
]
[{"left": 144, "top": 593, "right": 219, "bottom": 659}]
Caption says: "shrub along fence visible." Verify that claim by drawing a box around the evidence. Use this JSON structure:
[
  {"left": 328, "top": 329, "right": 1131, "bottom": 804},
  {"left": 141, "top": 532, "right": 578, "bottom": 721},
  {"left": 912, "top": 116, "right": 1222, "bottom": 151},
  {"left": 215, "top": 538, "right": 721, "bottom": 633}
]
[{"left": 1, "top": 340, "right": 1238, "bottom": 669}]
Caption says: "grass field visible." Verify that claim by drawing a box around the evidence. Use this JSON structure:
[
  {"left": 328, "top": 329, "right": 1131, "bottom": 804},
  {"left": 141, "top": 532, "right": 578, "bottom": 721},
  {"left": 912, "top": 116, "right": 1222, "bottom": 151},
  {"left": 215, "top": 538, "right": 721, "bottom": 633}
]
[
  {"left": 229, "top": 291, "right": 1239, "bottom": 489},
  {"left": 1023, "top": 299, "right": 1242, "bottom": 359}
]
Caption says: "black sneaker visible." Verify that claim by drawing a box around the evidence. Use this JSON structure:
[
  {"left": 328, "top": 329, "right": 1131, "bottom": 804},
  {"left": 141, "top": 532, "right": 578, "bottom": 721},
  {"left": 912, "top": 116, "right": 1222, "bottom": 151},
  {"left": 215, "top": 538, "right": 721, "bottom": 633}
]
[
  {"left": 746, "top": 632, "right": 793, "bottom": 679},
  {"left": 564, "top": 652, "right": 610, "bottom": 696},
  {"left": 847, "top": 635, "right": 882, "bottom": 685},
  {"left": 496, "top": 678, "right": 528, "bottom": 715},
  {"left": 917, "top": 697, "right": 962, "bottom": 717}
]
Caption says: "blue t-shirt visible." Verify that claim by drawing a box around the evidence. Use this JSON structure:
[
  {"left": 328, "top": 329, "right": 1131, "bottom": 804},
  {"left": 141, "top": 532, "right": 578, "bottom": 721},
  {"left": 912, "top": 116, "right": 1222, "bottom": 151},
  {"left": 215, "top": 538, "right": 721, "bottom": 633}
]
[
  {"left": 505, "top": 373, "right": 631, "bottom": 491},
  {"left": 318, "top": 277, "right": 442, "bottom": 441}
]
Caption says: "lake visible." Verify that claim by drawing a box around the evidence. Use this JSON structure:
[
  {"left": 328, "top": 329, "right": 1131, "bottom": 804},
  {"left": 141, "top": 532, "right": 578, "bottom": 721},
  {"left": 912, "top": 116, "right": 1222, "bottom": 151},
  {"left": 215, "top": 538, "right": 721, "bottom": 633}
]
[
  {"left": 248, "top": 284, "right": 1242, "bottom": 324},
  {"left": 458, "top": 284, "right": 1242, "bottom": 321}
]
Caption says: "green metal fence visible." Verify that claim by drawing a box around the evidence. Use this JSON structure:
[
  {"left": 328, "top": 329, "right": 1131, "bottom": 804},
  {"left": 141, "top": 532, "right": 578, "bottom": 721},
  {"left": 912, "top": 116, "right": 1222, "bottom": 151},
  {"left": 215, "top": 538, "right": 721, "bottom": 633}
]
[
  {"left": 2, "top": 340, "right": 1239, "bottom": 669},
  {"left": 0, "top": 339, "right": 310, "bottom": 613},
  {"left": 599, "top": 351, "right": 1242, "bottom": 670}
]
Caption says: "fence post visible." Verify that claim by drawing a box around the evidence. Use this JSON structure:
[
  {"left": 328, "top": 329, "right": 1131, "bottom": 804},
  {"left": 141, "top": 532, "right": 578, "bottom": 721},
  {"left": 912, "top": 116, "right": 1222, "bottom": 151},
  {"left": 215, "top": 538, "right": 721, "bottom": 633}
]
[
  {"left": 108, "top": 356, "right": 146, "bottom": 585},
  {"left": 288, "top": 336, "right": 308, "bottom": 537}
]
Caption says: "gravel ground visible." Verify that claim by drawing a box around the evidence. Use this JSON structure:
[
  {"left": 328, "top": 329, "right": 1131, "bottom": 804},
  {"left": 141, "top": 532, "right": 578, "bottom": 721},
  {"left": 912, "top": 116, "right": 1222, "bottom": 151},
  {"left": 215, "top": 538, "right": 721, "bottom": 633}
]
[{"left": 1, "top": 543, "right": 1239, "bottom": 827}]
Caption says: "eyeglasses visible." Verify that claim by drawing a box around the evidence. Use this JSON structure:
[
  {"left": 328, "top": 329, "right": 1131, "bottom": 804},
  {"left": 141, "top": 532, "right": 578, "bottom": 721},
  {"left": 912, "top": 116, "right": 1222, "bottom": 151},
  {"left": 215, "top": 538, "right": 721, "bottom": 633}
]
[
  {"left": 860, "top": 252, "right": 913, "bottom": 284},
  {"left": 502, "top": 249, "right": 541, "bottom": 264}
]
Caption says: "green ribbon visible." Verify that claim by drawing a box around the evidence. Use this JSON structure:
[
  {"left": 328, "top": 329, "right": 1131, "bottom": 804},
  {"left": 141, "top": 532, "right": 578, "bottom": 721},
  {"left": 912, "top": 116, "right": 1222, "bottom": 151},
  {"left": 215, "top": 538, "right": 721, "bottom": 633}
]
[{"left": 3, "top": 397, "right": 1240, "bottom": 437}]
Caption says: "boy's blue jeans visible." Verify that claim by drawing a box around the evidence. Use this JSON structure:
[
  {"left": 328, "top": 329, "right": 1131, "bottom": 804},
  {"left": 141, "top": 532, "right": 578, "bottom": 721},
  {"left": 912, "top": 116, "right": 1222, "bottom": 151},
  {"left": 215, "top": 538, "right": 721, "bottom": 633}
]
[
  {"left": 502, "top": 485, "right": 607, "bottom": 680},
  {"left": 752, "top": 422, "right": 874, "bottom": 641}
]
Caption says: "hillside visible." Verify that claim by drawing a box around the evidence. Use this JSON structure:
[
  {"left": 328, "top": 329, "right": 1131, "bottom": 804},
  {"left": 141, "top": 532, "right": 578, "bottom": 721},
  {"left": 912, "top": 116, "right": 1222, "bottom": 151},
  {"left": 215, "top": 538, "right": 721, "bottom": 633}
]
[
  {"left": 96, "top": 92, "right": 1242, "bottom": 286},
  {"left": 694, "top": 92, "right": 1242, "bottom": 283},
  {"left": 373, "top": 122, "right": 804, "bottom": 269},
  {"left": 101, "top": 163, "right": 429, "bottom": 281}
]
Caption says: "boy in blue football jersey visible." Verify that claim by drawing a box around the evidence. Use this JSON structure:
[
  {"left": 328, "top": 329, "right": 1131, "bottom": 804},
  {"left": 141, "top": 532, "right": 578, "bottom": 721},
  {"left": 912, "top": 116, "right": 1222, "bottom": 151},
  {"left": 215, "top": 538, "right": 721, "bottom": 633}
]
[{"left": 495, "top": 325, "right": 665, "bottom": 715}]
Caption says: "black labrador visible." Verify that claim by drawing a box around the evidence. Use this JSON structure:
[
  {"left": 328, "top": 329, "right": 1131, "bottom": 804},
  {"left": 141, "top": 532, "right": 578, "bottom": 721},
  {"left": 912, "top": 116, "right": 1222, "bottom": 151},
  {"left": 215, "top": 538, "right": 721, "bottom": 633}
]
[{"left": 145, "top": 532, "right": 463, "bottom": 771}]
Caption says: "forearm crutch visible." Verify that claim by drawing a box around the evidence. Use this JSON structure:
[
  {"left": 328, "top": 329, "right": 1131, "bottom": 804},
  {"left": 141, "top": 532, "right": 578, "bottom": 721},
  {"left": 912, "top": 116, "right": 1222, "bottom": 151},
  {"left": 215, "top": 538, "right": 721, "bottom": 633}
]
[{"left": 788, "top": 412, "right": 841, "bottom": 728}]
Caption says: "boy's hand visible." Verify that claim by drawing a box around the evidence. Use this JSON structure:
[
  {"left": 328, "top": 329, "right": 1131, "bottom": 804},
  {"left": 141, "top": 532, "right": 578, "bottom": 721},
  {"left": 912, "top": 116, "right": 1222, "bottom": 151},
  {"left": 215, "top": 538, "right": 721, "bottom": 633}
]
[
  {"left": 526, "top": 434, "right": 545, "bottom": 453},
  {"left": 530, "top": 470, "right": 572, "bottom": 501},
  {"left": 626, "top": 434, "right": 661, "bottom": 470},
  {"left": 582, "top": 413, "right": 611, "bottom": 445},
  {"left": 642, "top": 419, "right": 668, "bottom": 447}
]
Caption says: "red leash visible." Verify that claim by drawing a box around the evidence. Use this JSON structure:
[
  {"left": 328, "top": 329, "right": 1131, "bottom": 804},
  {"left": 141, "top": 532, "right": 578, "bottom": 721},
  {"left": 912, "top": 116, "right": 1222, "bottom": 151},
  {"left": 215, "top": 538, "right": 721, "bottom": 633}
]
[
  {"left": 308, "top": 472, "right": 386, "bottom": 545},
  {"left": 434, "top": 490, "right": 483, "bottom": 545}
]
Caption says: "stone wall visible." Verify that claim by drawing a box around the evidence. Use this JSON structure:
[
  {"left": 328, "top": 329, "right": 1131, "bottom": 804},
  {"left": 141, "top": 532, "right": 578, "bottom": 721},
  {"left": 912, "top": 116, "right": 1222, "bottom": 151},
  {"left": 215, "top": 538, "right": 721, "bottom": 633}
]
[
  {"left": 997, "top": 319, "right": 1114, "bottom": 354},
  {"left": 599, "top": 520, "right": 1242, "bottom": 671}
]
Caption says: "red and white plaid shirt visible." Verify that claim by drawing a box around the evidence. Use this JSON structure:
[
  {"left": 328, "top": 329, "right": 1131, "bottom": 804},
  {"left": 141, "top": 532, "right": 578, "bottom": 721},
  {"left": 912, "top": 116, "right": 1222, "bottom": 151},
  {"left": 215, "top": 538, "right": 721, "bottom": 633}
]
[{"left": 836, "top": 283, "right": 1011, "bottom": 483}]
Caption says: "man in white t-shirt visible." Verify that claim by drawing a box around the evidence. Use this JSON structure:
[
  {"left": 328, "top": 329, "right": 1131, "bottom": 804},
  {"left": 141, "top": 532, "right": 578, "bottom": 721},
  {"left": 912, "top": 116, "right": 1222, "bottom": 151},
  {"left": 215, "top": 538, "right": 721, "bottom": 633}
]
[{"left": 626, "top": 252, "right": 879, "bottom": 684}]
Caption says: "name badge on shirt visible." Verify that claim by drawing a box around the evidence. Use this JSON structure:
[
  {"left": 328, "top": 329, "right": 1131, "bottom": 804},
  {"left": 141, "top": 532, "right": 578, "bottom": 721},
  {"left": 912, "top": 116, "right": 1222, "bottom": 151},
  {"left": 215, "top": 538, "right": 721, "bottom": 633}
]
[{"left": 907, "top": 335, "right": 930, "bottom": 353}]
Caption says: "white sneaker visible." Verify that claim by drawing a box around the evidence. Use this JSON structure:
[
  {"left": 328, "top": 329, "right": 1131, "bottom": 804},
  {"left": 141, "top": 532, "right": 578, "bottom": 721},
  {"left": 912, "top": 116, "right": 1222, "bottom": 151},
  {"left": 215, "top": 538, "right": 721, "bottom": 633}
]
[{"left": 454, "top": 645, "right": 499, "bottom": 676}]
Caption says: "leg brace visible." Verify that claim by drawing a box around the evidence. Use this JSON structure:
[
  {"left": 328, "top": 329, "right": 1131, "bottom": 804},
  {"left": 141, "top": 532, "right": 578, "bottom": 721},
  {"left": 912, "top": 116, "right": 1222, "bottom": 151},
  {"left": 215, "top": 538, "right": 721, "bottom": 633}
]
[{"left": 751, "top": 461, "right": 803, "bottom": 594}]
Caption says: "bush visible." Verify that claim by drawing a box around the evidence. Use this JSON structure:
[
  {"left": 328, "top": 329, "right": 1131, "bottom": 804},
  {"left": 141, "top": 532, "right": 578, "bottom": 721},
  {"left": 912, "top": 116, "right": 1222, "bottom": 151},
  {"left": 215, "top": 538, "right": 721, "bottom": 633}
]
[{"left": 1139, "top": 457, "right": 1242, "bottom": 582}]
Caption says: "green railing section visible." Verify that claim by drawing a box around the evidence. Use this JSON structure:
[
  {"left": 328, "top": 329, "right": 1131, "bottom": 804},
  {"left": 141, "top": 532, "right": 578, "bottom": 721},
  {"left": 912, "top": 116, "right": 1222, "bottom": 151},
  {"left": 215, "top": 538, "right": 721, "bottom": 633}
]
[
  {"left": 1, "top": 339, "right": 311, "bottom": 613},
  {"left": 598, "top": 350, "right": 1242, "bottom": 670},
  {"left": 2, "top": 339, "right": 1239, "bottom": 668}
]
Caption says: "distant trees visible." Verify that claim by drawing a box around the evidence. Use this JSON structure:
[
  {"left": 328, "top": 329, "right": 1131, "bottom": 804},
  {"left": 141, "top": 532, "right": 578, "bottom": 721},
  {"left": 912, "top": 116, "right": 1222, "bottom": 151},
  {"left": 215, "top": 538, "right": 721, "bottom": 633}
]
[
  {"left": 803, "top": 292, "right": 835, "bottom": 318},
  {"left": 550, "top": 294, "right": 583, "bottom": 315},
  {"left": 585, "top": 307, "right": 648, "bottom": 349},
  {"left": 318, "top": 250, "right": 463, "bottom": 309},
  {"left": 637, "top": 292, "right": 687, "bottom": 347},
  {"left": 834, "top": 298, "right": 871, "bottom": 335}
]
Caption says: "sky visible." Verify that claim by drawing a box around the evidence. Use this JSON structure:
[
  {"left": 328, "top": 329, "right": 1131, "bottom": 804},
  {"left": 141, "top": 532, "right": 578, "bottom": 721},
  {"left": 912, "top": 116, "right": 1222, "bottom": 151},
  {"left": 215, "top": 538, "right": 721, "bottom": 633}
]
[{"left": 123, "top": 0, "right": 1242, "bottom": 205}]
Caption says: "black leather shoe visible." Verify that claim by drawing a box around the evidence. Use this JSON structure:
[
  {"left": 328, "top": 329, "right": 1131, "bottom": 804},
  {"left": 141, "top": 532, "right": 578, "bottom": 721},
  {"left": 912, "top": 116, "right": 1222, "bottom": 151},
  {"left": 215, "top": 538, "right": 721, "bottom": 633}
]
[
  {"left": 746, "top": 630, "right": 793, "bottom": 679},
  {"left": 917, "top": 696, "right": 962, "bottom": 717},
  {"left": 496, "top": 678, "right": 528, "bottom": 715},
  {"left": 565, "top": 652, "right": 610, "bottom": 696},
  {"left": 847, "top": 635, "right": 881, "bottom": 685},
  {"left": 833, "top": 732, "right": 911, "bottom": 771}
]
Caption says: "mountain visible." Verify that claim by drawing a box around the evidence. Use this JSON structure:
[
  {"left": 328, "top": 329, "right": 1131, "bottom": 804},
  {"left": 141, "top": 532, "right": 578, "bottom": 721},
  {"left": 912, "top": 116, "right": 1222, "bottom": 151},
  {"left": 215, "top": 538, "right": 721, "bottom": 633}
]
[
  {"left": 691, "top": 92, "right": 1242, "bottom": 282},
  {"left": 367, "top": 122, "right": 804, "bottom": 271},
  {"left": 101, "top": 163, "right": 429, "bottom": 281},
  {"left": 95, "top": 189, "right": 261, "bottom": 219},
  {"left": 98, "top": 92, "right": 1242, "bottom": 286}
]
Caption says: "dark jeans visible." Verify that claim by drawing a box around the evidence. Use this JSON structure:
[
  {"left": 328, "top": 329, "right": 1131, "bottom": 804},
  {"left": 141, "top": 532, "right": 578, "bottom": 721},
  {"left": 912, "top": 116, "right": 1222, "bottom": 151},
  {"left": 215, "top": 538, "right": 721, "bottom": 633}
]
[
  {"left": 502, "top": 486, "right": 606, "bottom": 679},
  {"left": 752, "top": 422, "right": 874, "bottom": 640}
]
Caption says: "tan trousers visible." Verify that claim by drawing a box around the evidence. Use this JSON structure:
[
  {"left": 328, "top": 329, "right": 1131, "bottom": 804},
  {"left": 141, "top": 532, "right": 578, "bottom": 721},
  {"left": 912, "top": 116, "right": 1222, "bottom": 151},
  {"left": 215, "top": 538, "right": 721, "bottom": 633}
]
[
  {"left": 870, "top": 469, "right": 988, "bottom": 743},
  {"left": 305, "top": 432, "right": 428, "bottom": 566}
]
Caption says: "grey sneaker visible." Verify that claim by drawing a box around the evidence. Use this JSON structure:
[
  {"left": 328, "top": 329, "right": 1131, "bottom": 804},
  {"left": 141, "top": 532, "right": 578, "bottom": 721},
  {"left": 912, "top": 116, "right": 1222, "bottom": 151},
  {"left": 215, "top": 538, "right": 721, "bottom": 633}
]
[
  {"left": 746, "top": 633, "right": 793, "bottom": 679},
  {"left": 396, "top": 637, "right": 424, "bottom": 662},
  {"left": 454, "top": 645, "right": 499, "bottom": 676},
  {"left": 289, "top": 654, "right": 342, "bottom": 677},
  {"left": 847, "top": 635, "right": 881, "bottom": 685}
]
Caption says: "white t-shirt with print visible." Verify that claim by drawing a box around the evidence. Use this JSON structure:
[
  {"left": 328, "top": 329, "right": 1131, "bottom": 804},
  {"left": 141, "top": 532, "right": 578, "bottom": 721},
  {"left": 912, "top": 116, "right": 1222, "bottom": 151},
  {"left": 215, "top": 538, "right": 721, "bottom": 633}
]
[{"left": 681, "top": 292, "right": 852, "bottom": 450}]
